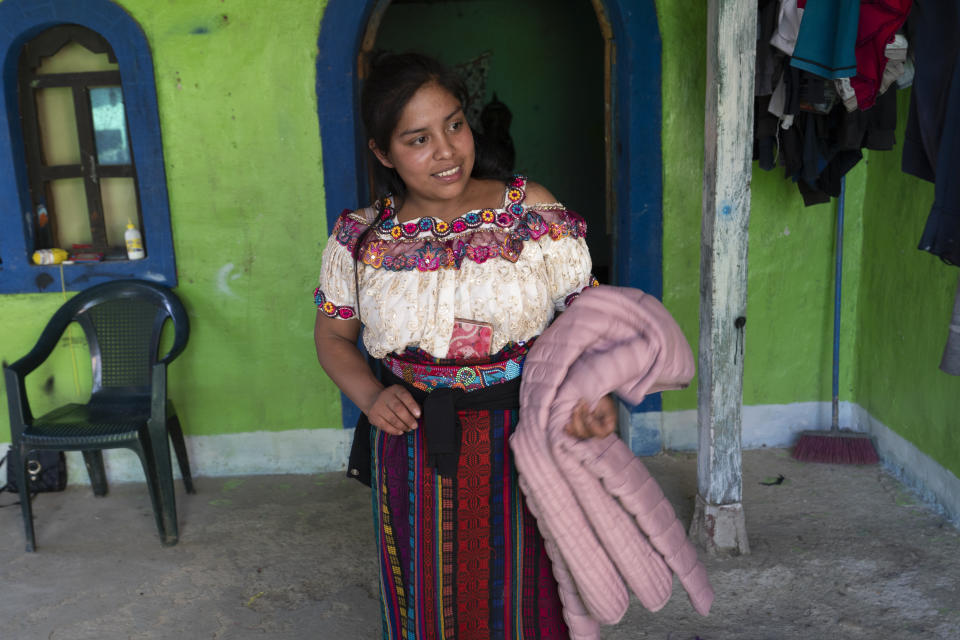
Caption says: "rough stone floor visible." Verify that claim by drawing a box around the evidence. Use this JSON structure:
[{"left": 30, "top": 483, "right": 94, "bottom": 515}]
[{"left": 1, "top": 448, "right": 958, "bottom": 640}]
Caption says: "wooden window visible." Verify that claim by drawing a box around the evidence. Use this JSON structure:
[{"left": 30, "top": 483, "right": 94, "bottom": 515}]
[
  {"left": 0, "top": 0, "right": 176, "bottom": 294},
  {"left": 18, "top": 25, "right": 143, "bottom": 260}
]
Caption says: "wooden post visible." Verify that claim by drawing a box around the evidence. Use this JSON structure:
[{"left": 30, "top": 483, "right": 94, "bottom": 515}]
[{"left": 688, "top": 0, "right": 756, "bottom": 555}]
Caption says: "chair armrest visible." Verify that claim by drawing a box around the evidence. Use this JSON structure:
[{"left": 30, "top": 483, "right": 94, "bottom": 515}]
[
  {"left": 4, "top": 365, "right": 34, "bottom": 431},
  {"left": 158, "top": 334, "right": 188, "bottom": 366},
  {"left": 158, "top": 308, "right": 189, "bottom": 366},
  {"left": 6, "top": 330, "right": 67, "bottom": 380},
  {"left": 3, "top": 304, "right": 78, "bottom": 429},
  {"left": 6, "top": 299, "right": 77, "bottom": 378}
]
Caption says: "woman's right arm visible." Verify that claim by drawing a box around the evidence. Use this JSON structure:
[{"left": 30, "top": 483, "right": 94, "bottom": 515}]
[{"left": 314, "top": 310, "right": 421, "bottom": 435}]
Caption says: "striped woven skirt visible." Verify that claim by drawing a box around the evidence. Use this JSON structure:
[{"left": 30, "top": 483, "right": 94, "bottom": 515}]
[{"left": 372, "top": 347, "right": 569, "bottom": 639}]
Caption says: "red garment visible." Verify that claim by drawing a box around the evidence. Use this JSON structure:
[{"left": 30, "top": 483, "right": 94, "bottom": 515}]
[{"left": 851, "top": 0, "right": 913, "bottom": 110}]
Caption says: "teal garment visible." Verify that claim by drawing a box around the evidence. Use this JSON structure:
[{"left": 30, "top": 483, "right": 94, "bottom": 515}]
[{"left": 790, "top": 0, "right": 860, "bottom": 79}]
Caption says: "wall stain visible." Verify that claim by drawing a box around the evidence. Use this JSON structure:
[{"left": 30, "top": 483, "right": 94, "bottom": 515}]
[
  {"left": 189, "top": 14, "right": 229, "bottom": 35},
  {"left": 35, "top": 272, "right": 53, "bottom": 291},
  {"left": 60, "top": 335, "right": 85, "bottom": 347}
]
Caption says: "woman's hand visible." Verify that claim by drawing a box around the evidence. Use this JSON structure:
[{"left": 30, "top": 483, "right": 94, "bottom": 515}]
[
  {"left": 366, "top": 384, "right": 421, "bottom": 436},
  {"left": 314, "top": 312, "right": 420, "bottom": 437},
  {"left": 565, "top": 395, "right": 618, "bottom": 439}
]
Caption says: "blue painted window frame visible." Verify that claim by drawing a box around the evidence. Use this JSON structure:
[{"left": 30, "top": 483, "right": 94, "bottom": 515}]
[
  {"left": 315, "top": 0, "right": 663, "bottom": 428},
  {"left": 0, "top": 0, "right": 175, "bottom": 293}
]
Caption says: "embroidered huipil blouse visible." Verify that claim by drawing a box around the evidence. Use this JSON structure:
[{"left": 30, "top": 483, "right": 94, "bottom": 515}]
[{"left": 315, "top": 176, "right": 596, "bottom": 359}]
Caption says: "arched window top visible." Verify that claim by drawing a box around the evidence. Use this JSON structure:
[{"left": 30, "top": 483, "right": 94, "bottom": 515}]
[
  {"left": 23, "top": 25, "right": 118, "bottom": 73},
  {"left": 0, "top": 0, "right": 175, "bottom": 294}
]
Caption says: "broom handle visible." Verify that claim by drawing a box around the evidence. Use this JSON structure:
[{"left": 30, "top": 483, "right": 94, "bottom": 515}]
[{"left": 832, "top": 176, "right": 846, "bottom": 432}]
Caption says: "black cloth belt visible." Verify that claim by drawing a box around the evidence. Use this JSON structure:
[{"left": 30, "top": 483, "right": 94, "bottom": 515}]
[{"left": 347, "top": 362, "right": 522, "bottom": 486}]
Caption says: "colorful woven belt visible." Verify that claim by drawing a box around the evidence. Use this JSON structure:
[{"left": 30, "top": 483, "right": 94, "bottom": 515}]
[{"left": 382, "top": 342, "right": 531, "bottom": 393}]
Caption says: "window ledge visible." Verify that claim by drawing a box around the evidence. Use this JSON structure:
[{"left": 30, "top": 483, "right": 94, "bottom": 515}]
[{"left": 0, "top": 253, "right": 177, "bottom": 294}]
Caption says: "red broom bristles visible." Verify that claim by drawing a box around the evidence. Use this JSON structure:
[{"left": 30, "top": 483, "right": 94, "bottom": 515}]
[{"left": 791, "top": 430, "right": 879, "bottom": 465}]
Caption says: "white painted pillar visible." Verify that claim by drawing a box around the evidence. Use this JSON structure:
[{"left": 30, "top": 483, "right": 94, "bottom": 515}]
[{"left": 688, "top": 0, "right": 756, "bottom": 555}]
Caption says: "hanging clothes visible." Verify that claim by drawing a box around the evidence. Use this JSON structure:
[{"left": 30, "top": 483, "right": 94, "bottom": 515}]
[
  {"left": 770, "top": 0, "right": 805, "bottom": 56},
  {"left": 902, "top": 0, "right": 960, "bottom": 267},
  {"left": 901, "top": 0, "right": 960, "bottom": 375},
  {"left": 753, "top": 0, "right": 911, "bottom": 207},
  {"left": 850, "top": 0, "right": 914, "bottom": 110},
  {"left": 790, "top": 0, "right": 860, "bottom": 79},
  {"left": 879, "top": 33, "right": 909, "bottom": 95},
  {"left": 756, "top": 0, "right": 785, "bottom": 97}
]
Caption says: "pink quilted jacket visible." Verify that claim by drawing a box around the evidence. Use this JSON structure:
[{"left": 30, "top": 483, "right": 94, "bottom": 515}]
[{"left": 510, "top": 285, "right": 714, "bottom": 639}]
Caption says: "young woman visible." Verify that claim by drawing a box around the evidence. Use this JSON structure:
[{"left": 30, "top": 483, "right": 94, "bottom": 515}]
[{"left": 314, "top": 52, "right": 615, "bottom": 639}]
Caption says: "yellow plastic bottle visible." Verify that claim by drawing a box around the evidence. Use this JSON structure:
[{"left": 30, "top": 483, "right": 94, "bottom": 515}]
[
  {"left": 32, "top": 248, "right": 68, "bottom": 265},
  {"left": 125, "top": 220, "right": 145, "bottom": 260}
]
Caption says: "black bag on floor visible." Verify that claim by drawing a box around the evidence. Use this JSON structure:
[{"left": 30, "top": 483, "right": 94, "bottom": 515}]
[{"left": 1, "top": 448, "right": 67, "bottom": 493}]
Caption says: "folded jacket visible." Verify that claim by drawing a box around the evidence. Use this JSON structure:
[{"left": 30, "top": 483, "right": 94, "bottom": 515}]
[{"left": 511, "top": 285, "right": 713, "bottom": 639}]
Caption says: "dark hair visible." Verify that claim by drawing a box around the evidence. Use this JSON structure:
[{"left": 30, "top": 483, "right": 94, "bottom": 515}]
[
  {"left": 354, "top": 53, "right": 513, "bottom": 267},
  {"left": 361, "top": 52, "right": 513, "bottom": 203},
  {"left": 361, "top": 52, "right": 469, "bottom": 204}
]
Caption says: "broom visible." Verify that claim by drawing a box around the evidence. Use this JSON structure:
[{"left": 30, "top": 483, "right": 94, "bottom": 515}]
[{"left": 792, "top": 176, "right": 879, "bottom": 464}]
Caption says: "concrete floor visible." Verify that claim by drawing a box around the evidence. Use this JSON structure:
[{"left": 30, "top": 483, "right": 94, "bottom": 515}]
[{"left": 1, "top": 448, "right": 959, "bottom": 640}]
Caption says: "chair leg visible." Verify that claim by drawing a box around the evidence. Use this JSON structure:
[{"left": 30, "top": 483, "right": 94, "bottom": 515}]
[
  {"left": 17, "top": 446, "right": 37, "bottom": 552},
  {"left": 149, "top": 431, "right": 179, "bottom": 546},
  {"left": 82, "top": 450, "right": 108, "bottom": 496},
  {"left": 136, "top": 440, "right": 166, "bottom": 542},
  {"left": 167, "top": 415, "right": 195, "bottom": 495}
]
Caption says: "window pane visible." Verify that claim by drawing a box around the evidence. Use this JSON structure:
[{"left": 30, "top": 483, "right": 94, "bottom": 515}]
[
  {"left": 36, "top": 40, "right": 118, "bottom": 74},
  {"left": 89, "top": 87, "right": 130, "bottom": 165},
  {"left": 101, "top": 177, "right": 140, "bottom": 252},
  {"left": 46, "top": 178, "right": 91, "bottom": 249},
  {"left": 35, "top": 87, "right": 81, "bottom": 165}
]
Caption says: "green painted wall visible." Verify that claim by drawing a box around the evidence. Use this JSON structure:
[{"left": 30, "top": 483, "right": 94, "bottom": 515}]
[
  {"left": 657, "top": 1, "right": 706, "bottom": 411},
  {"left": 855, "top": 91, "right": 959, "bottom": 478},
  {"left": 1, "top": 0, "right": 338, "bottom": 439}
]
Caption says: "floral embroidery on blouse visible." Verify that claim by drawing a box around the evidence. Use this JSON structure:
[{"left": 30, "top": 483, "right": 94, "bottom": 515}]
[
  {"left": 564, "top": 275, "right": 601, "bottom": 307},
  {"left": 328, "top": 177, "right": 588, "bottom": 273},
  {"left": 314, "top": 286, "right": 356, "bottom": 319},
  {"left": 313, "top": 175, "right": 595, "bottom": 358}
]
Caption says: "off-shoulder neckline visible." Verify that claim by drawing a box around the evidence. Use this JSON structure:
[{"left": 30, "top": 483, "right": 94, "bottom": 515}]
[{"left": 378, "top": 175, "right": 535, "bottom": 226}]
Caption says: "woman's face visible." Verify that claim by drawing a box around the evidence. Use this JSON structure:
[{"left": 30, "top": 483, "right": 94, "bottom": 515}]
[{"left": 371, "top": 82, "right": 475, "bottom": 204}]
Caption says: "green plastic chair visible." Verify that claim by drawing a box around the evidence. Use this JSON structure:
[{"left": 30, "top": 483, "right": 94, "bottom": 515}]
[{"left": 3, "top": 279, "right": 194, "bottom": 551}]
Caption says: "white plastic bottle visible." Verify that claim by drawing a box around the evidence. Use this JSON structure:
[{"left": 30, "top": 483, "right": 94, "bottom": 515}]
[{"left": 125, "top": 220, "right": 145, "bottom": 260}]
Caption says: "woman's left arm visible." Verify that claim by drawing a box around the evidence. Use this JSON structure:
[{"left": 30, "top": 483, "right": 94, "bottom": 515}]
[{"left": 527, "top": 181, "right": 617, "bottom": 439}]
